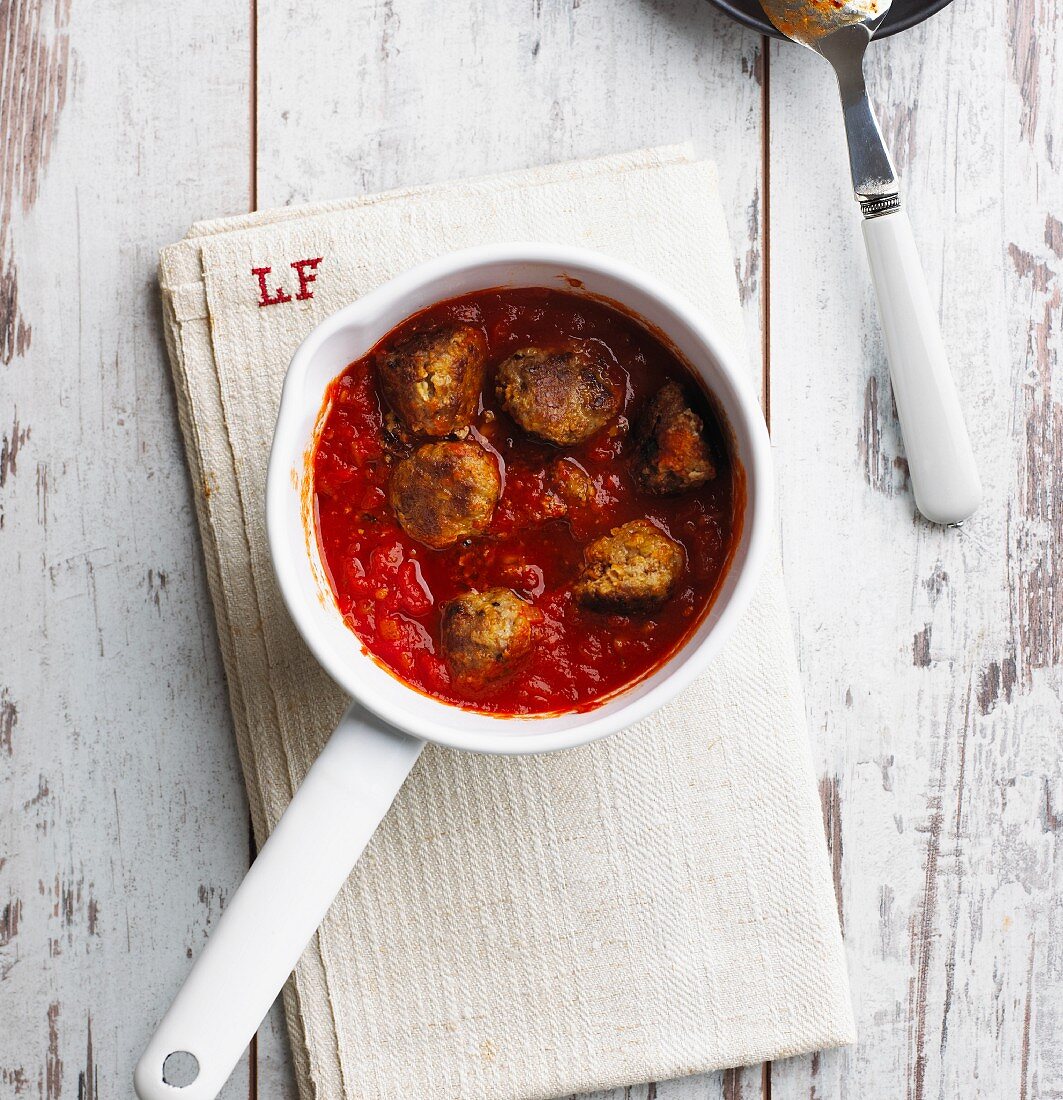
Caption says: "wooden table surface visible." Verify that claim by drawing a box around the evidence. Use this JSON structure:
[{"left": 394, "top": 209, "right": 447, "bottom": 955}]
[{"left": 2, "top": 0, "right": 1060, "bottom": 1096}]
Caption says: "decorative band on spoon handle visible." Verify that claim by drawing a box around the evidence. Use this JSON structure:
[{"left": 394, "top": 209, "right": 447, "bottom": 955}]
[{"left": 860, "top": 194, "right": 901, "bottom": 219}]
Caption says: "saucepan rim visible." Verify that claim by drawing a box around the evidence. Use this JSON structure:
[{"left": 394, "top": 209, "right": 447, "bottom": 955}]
[{"left": 266, "top": 243, "right": 773, "bottom": 754}]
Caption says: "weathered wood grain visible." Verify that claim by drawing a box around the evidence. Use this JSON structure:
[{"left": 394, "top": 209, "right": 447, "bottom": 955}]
[
  {"left": 0, "top": 0, "right": 70, "bottom": 367},
  {"left": 0, "top": 1, "right": 253, "bottom": 1097},
  {"left": 4, "top": 0, "right": 1058, "bottom": 1096},
  {"left": 766, "top": 0, "right": 1062, "bottom": 1097}
]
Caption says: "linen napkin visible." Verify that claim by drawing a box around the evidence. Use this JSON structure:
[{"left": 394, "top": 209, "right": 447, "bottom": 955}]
[{"left": 158, "top": 145, "right": 854, "bottom": 1100}]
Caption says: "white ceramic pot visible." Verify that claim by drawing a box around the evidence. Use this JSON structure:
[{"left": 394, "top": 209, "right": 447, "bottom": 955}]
[{"left": 135, "top": 243, "right": 773, "bottom": 1100}]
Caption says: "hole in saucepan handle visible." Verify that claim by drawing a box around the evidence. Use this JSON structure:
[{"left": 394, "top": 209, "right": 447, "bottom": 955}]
[{"left": 162, "top": 1051, "right": 199, "bottom": 1088}]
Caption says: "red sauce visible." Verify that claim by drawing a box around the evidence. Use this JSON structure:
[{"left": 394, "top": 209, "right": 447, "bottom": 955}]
[{"left": 311, "top": 287, "right": 743, "bottom": 716}]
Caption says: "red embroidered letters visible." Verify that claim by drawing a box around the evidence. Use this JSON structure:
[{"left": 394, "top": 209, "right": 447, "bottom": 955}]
[
  {"left": 291, "top": 257, "right": 322, "bottom": 300},
  {"left": 252, "top": 257, "right": 324, "bottom": 307}
]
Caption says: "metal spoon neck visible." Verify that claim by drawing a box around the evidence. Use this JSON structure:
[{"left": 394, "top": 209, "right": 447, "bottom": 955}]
[{"left": 817, "top": 28, "right": 900, "bottom": 210}]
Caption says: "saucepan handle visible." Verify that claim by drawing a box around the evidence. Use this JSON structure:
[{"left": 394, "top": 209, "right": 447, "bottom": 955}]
[{"left": 134, "top": 703, "right": 424, "bottom": 1100}]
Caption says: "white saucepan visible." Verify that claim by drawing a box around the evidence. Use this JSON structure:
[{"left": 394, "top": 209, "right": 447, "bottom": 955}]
[{"left": 134, "top": 243, "right": 773, "bottom": 1100}]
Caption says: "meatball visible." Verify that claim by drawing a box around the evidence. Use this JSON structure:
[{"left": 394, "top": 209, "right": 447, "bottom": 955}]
[
  {"left": 378, "top": 324, "right": 487, "bottom": 437},
  {"left": 388, "top": 441, "right": 500, "bottom": 549},
  {"left": 632, "top": 381, "right": 717, "bottom": 495},
  {"left": 574, "top": 519, "right": 684, "bottom": 614},
  {"left": 549, "top": 458, "right": 595, "bottom": 509},
  {"left": 495, "top": 346, "right": 621, "bottom": 446},
  {"left": 441, "top": 588, "right": 536, "bottom": 686}
]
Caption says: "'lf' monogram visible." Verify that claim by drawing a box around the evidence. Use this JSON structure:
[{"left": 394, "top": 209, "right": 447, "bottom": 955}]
[{"left": 251, "top": 257, "right": 323, "bottom": 307}]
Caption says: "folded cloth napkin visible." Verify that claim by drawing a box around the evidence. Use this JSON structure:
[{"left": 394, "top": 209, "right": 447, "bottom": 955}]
[{"left": 158, "top": 145, "right": 854, "bottom": 1100}]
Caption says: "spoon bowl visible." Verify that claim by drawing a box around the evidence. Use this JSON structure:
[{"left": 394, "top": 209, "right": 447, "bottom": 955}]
[
  {"left": 705, "top": 0, "right": 952, "bottom": 39},
  {"left": 758, "top": 0, "right": 890, "bottom": 48}
]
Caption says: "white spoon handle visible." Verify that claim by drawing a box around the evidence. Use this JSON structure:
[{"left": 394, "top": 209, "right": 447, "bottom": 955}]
[
  {"left": 134, "top": 704, "right": 424, "bottom": 1100},
  {"left": 862, "top": 209, "right": 982, "bottom": 525}
]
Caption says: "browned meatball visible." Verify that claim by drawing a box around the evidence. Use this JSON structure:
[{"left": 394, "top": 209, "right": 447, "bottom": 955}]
[
  {"left": 378, "top": 325, "right": 487, "bottom": 437},
  {"left": 632, "top": 381, "right": 717, "bottom": 495},
  {"left": 495, "top": 346, "right": 621, "bottom": 446},
  {"left": 388, "top": 441, "right": 500, "bottom": 549},
  {"left": 441, "top": 588, "right": 536, "bottom": 686},
  {"left": 574, "top": 519, "right": 684, "bottom": 614},
  {"left": 549, "top": 458, "right": 595, "bottom": 509}
]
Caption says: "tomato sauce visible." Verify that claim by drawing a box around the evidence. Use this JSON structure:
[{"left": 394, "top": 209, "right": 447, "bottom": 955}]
[{"left": 311, "top": 287, "right": 743, "bottom": 716}]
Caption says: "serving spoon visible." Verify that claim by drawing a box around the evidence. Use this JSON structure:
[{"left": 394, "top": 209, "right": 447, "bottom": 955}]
[{"left": 760, "top": 0, "right": 981, "bottom": 526}]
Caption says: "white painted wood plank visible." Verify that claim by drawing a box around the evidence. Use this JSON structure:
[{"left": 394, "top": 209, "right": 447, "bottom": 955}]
[
  {"left": 766, "top": 0, "right": 1062, "bottom": 1096},
  {"left": 0, "top": 2, "right": 253, "bottom": 1097},
  {"left": 254, "top": 0, "right": 769, "bottom": 1095}
]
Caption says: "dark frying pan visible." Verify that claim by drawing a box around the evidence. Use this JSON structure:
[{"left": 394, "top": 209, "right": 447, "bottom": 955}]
[{"left": 706, "top": 0, "right": 954, "bottom": 39}]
